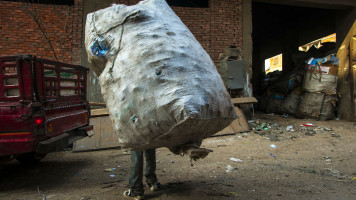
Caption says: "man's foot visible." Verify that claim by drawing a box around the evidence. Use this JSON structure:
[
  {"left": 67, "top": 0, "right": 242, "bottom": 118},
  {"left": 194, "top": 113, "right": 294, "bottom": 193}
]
[
  {"left": 123, "top": 189, "right": 144, "bottom": 200},
  {"left": 146, "top": 182, "right": 160, "bottom": 192}
]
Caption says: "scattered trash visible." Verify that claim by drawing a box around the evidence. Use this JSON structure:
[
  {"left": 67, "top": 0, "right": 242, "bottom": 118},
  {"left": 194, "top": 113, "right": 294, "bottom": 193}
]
[
  {"left": 301, "top": 123, "right": 314, "bottom": 127},
  {"left": 323, "top": 127, "right": 332, "bottom": 131},
  {"left": 171, "top": 161, "right": 175, "bottom": 164},
  {"left": 305, "top": 130, "right": 316, "bottom": 136},
  {"left": 104, "top": 168, "right": 116, "bottom": 172},
  {"left": 352, "top": 177, "right": 356, "bottom": 181},
  {"left": 325, "top": 159, "right": 332, "bottom": 162},
  {"left": 228, "top": 192, "right": 239, "bottom": 196},
  {"left": 269, "top": 144, "right": 277, "bottom": 148},
  {"left": 47, "top": 195, "right": 56, "bottom": 199},
  {"left": 230, "top": 158, "right": 243, "bottom": 162},
  {"left": 321, "top": 168, "right": 341, "bottom": 177},
  {"left": 256, "top": 123, "right": 270, "bottom": 131},
  {"left": 331, "top": 132, "right": 340, "bottom": 137},
  {"left": 270, "top": 153, "right": 276, "bottom": 158},
  {"left": 226, "top": 165, "right": 235, "bottom": 173},
  {"left": 286, "top": 125, "right": 295, "bottom": 132},
  {"left": 324, "top": 156, "right": 331, "bottom": 159},
  {"left": 109, "top": 175, "right": 116, "bottom": 178}
]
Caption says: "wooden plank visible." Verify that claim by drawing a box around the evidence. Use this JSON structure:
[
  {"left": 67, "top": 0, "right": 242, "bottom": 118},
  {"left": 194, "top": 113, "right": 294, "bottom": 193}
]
[
  {"left": 231, "top": 107, "right": 250, "bottom": 133},
  {"left": 214, "top": 106, "right": 250, "bottom": 136},
  {"left": 73, "top": 116, "right": 121, "bottom": 152},
  {"left": 91, "top": 108, "right": 109, "bottom": 117},
  {"left": 89, "top": 102, "right": 106, "bottom": 107},
  {"left": 231, "top": 97, "right": 258, "bottom": 105},
  {"left": 215, "top": 124, "right": 235, "bottom": 135},
  {"left": 99, "top": 116, "right": 121, "bottom": 149},
  {"left": 76, "top": 106, "right": 250, "bottom": 151},
  {"left": 73, "top": 117, "right": 101, "bottom": 152}
]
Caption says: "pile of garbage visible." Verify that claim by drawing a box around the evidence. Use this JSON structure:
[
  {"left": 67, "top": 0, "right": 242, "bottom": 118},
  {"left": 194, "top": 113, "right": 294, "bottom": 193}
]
[
  {"left": 248, "top": 120, "right": 339, "bottom": 141},
  {"left": 259, "top": 52, "right": 339, "bottom": 121}
]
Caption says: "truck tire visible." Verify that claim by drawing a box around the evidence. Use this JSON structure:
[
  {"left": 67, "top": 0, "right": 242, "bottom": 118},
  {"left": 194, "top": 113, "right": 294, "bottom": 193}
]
[{"left": 16, "top": 152, "right": 47, "bottom": 164}]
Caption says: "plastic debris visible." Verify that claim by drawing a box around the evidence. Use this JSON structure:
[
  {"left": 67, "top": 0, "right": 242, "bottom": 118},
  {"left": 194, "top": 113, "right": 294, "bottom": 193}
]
[
  {"left": 226, "top": 165, "right": 235, "bottom": 173},
  {"left": 104, "top": 168, "right": 116, "bottom": 172},
  {"left": 229, "top": 192, "right": 239, "bottom": 196},
  {"left": 331, "top": 132, "right": 340, "bottom": 137},
  {"left": 256, "top": 123, "right": 270, "bottom": 131},
  {"left": 230, "top": 158, "right": 243, "bottom": 162},
  {"left": 109, "top": 175, "right": 116, "bottom": 177},
  {"left": 286, "top": 125, "right": 294, "bottom": 132},
  {"left": 90, "top": 37, "right": 109, "bottom": 57},
  {"left": 270, "top": 153, "right": 276, "bottom": 158},
  {"left": 269, "top": 144, "right": 277, "bottom": 148},
  {"left": 301, "top": 123, "right": 314, "bottom": 127},
  {"left": 305, "top": 130, "right": 316, "bottom": 136},
  {"left": 352, "top": 177, "right": 356, "bottom": 181}
]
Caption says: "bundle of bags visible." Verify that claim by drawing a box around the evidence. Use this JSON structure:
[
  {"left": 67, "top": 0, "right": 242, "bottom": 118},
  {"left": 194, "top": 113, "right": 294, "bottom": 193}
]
[{"left": 85, "top": 0, "right": 237, "bottom": 150}]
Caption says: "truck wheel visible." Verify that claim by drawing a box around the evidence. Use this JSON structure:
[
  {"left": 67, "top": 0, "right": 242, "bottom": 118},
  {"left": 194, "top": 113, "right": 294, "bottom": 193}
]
[{"left": 16, "top": 152, "right": 47, "bottom": 164}]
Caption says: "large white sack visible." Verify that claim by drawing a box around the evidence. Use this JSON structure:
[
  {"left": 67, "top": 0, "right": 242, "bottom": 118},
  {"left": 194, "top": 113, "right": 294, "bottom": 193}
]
[{"left": 85, "top": 0, "right": 237, "bottom": 150}]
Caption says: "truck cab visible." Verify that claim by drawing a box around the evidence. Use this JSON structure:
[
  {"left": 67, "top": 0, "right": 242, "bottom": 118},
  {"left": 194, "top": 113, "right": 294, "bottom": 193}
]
[{"left": 0, "top": 55, "right": 93, "bottom": 164}]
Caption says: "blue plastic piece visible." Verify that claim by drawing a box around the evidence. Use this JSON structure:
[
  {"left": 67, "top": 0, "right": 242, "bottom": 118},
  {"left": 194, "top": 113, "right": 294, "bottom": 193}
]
[{"left": 91, "top": 38, "right": 109, "bottom": 57}]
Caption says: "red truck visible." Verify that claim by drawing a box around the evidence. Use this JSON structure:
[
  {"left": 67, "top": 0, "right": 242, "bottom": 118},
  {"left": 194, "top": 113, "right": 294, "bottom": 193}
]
[{"left": 0, "top": 55, "right": 93, "bottom": 164}]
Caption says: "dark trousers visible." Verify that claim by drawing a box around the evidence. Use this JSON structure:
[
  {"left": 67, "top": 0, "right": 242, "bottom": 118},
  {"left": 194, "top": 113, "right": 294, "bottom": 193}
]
[{"left": 129, "top": 149, "right": 157, "bottom": 195}]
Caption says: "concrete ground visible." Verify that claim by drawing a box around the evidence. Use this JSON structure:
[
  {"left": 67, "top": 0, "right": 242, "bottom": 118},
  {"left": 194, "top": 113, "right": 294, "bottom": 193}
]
[{"left": 1, "top": 114, "right": 356, "bottom": 200}]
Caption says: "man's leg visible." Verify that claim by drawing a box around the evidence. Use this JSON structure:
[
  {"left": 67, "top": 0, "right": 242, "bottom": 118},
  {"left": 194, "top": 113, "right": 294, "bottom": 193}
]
[
  {"left": 144, "top": 149, "right": 158, "bottom": 191},
  {"left": 128, "top": 149, "right": 144, "bottom": 196}
]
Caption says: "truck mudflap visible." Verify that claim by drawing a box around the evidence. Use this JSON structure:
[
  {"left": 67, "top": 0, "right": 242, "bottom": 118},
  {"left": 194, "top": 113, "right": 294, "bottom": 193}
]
[{"left": 36, "top": 125, "right": 93, "bottom": 154}]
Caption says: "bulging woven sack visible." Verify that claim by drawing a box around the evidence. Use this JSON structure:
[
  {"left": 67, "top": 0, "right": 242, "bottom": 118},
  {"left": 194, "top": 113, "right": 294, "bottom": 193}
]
[
  {"left": 297, "top": 92, "right": 337, "bottom": 121},
  {"left": 303, "top": 72, "right": 337, "bottom": 94},
  {"left": 85, "top": 0, "right": 237, "bottom": 150}
]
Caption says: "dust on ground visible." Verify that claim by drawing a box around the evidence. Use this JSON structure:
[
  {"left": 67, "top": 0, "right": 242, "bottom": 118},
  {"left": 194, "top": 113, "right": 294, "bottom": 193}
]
[{"left": 1, "top": 114, "right": 356, "bottom": 200}]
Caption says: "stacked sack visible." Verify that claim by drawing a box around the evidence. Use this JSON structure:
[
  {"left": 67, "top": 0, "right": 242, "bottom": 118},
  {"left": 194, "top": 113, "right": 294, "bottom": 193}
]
[{"left": 297, "top": 55, "right": 339, "bottom": 120}]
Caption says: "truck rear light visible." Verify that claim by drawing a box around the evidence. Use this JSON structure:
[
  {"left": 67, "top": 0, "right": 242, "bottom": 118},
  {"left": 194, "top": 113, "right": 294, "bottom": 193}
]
[{"left": 34, "top": 116, "right": 44, "bottom": 125}]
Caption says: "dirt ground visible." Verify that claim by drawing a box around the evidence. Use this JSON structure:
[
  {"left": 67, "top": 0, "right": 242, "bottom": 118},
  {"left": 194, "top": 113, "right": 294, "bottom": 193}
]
[{"left": 1, "top": 114, "right": 356, "bottom": 200}]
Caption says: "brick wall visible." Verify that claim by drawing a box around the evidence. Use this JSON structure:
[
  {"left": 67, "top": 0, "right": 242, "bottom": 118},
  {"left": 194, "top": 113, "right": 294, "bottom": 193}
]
[
  {"left": 173, "top": 0, "right": 243, "bottom": 63},
  {"left": 0, "top": 0, "right": 242, "bottom": 65},
  {"left": 112, "top": 0, "right": 243, "bottom": 64},
  {"left": 0, "top": 0, "right": 83, "bottom": 64}
]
